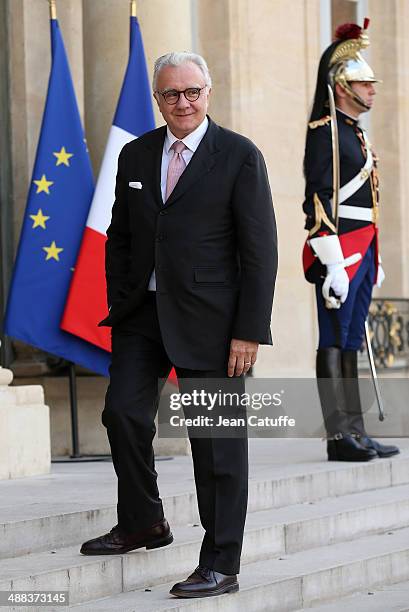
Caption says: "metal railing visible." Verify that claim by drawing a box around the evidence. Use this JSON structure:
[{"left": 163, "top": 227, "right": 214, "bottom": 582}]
[{"left": 359, "top": 298, "right": 409, "bottom": 370}]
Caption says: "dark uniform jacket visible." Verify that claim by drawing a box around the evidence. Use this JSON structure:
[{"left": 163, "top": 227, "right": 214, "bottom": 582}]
[
  {"left": 99, "top": 117, "right": 278, "bottom": 370},
  {"left": 302, "top": 109, "right": 378, "bottom": 283}
]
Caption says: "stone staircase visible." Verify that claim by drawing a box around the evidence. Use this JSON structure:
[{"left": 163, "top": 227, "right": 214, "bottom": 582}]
[{"left": 1, "top": 439, "right": 409, "bottom": 611}]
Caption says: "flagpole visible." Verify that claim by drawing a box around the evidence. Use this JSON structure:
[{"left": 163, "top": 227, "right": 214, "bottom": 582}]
[
  {"left": 130, "top": 0, "right": 137, "bottom": 17},
  {"left": 68, "top": 362, "right": 81, "bottom": 457},
  {"left": 46, "top": 0, "right": 83, "bottom": 461}
]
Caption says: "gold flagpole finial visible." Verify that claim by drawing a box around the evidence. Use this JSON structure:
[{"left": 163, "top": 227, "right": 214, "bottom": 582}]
[
  {"left": 48, "top": 0, "right": 57, "bottom": 20},
  {"left": 130, "top": 0, "right": 136, "bottom": 17}
]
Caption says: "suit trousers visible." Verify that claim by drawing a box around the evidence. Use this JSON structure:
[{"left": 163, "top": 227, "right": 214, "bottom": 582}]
[{"left": 102, "top": 296, "right": 248, "bottom": 575}]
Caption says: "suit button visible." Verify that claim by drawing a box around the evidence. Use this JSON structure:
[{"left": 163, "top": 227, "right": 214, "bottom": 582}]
[
  {"left": 156, "top": 234, "right": 165, "bottom": 242},
  {"left": 159, "top": 210, "right": 168, "bottom": 216}
]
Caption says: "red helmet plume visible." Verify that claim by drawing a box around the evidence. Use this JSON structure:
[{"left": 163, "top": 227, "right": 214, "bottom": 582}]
[{"left": 335, "top": 23, "right": 362, "bottom": 41}]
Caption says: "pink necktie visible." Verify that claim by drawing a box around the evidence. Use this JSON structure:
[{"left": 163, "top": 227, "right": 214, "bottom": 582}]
[{"left": 165, "top": 141, "right": 187, "bottom": 201}]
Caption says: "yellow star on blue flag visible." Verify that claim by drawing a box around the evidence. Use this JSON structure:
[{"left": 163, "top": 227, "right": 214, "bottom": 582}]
[
  {"left": 53, "top": 146, "right": 73, "bottom": 166},
  {"left": 33, "top": 174, "right": 54, "bottom": 194},
  {"left": 43, "top": 240, "right": 63, "bottom": 261},
  {"left": 30, "top": 209, "right": 50, "bottom": 229}
]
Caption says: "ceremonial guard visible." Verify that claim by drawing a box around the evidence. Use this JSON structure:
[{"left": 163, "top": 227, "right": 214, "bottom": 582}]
[{"left": 302, "top": 20, "right": 399, "bottom": 461}]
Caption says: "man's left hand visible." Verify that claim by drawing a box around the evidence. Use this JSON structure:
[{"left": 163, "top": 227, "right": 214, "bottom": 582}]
[{"left": 228, "top": 339, "right": 259, "bottom": 377}]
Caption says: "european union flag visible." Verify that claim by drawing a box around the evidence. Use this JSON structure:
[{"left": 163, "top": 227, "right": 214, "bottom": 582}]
[{"left": 4, "top": 17, "right": 110, "bottom": 376}]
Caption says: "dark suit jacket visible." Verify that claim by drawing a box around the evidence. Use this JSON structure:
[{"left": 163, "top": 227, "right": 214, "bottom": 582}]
[{"left": 99, "top": 117, "right": 278, "bottom": 370}]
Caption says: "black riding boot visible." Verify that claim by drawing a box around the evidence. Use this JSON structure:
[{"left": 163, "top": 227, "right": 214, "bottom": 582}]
[
  {"left": 316, "top": 347, "right": 377, "bottom": 462},
  {"left": 341, "top": 350, "right": 366, "bottom": 436},
  {"left": 341, "top": 350, "right": 400, "bottom": 458}
]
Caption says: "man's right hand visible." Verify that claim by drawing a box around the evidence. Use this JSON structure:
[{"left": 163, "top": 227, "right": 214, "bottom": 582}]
[
  {"left": 325, "top": 263, "right": 350, "bottom": 303},
  {"left": 228, "top": 338, "right": 258, "bottom": 377}
]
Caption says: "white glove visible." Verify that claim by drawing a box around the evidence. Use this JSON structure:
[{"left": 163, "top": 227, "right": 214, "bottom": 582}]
[
  {"left": 325, "top": 263, "right": 349, "bottom": 303},
  {"left": 376, "top": 263, "right": 385, "bottom": 288},
  {"left": 309, "top": 235, "right": 362, "bottom": 310}
]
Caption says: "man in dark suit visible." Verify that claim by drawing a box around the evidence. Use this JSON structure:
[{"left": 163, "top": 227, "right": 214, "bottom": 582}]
[{"left": 80, "top": 51, "right": 277, "bottom": 598}]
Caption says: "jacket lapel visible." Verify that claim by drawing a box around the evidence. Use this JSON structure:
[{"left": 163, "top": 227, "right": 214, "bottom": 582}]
[
  {"left": 142, "top": 126, "right": 166, "bottom": 208},
  {"left": 163, "top": 118, "right": 221, "bottom": 209}
]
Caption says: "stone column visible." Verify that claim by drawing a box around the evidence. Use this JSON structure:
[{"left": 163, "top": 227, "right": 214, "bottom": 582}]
[
  {"left": 198, "top": 0, "right": 321, "bottom": 375},
  {"left": 369, "top": 0, "right": 409, "bottom": 297},
  {"left": 82, "top": 0, "right": 193, "bottom": 173},
  {"left": 195, "top": 0, "right": 234, "bottom": 128},
  {"left": 81, "top": 0, "right": 193, "bottom": 456}
]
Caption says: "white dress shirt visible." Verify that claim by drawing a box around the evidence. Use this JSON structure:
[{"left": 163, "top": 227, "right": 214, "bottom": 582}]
[{"left": 148, "top": 116, "right": 209, "bottom": 291}]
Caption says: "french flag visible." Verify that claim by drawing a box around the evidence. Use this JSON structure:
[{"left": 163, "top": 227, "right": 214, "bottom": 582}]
[{"left": 61, "top": 10, "right": 155, "bottom": 351}]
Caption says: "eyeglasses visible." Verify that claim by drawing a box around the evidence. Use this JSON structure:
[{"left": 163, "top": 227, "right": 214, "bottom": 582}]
[{"left": 156, "top": 86, "right": 207, "bottom": 105}]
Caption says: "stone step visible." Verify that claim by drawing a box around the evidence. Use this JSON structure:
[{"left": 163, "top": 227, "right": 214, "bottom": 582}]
[
  {"left": 294, "top": 579, "right": 409, "bottom": 611},
  {"left": 68, "top": 527, "right": 409, "bottom": 611},
  {"left": 2, "top": 484, "right": 409, "bottom": 606},
  {"left": 2, "top": 452, "right": 408, "bottom": 559}
]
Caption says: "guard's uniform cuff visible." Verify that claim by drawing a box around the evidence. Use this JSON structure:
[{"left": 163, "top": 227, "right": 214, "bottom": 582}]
[{"left": 309, "top": 234, "right": 343, "bottom": 265}]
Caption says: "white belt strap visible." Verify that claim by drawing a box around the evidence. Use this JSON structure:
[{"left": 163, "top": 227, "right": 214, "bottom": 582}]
[
  {"left": 338, "top": 205, "right": 373, "bottom": 222},
  {"left": 331, "top": 130, "right": 373, "bottom": 206}
]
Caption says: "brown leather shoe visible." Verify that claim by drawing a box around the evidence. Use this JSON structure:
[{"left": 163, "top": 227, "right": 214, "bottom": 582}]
[
  {"left": 80, "top": 519, "right": 173, "bottom": 555},
  {"left": 169, "top": 566, "right": 239, "bottom": 598}
]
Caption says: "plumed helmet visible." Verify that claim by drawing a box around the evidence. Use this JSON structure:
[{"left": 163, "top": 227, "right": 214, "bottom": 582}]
[
  {"left": 309, "top": 18, "right": 380, "bottom": 122},
  {"left": 329, "top": 19, "right": 380, "bottom": 87}
]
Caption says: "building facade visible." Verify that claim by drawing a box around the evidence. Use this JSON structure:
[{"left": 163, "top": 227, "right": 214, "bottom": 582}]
[{"left": 1, "top": 0, "right": 408, "bottom": 452}]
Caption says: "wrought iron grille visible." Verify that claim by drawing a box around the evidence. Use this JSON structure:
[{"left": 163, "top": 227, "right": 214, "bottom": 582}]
[{"left": 359, "top": 298, "right": 409, "bottom": 370}]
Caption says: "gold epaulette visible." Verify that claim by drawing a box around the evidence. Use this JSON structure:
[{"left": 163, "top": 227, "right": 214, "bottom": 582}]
[{"left": 308, "top": 115, "right": 332, "bottom": 129}]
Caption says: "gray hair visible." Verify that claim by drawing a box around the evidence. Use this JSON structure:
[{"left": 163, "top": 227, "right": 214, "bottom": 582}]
[{"left": 152, "top": 52, "right": 212, "bottom": 91}]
